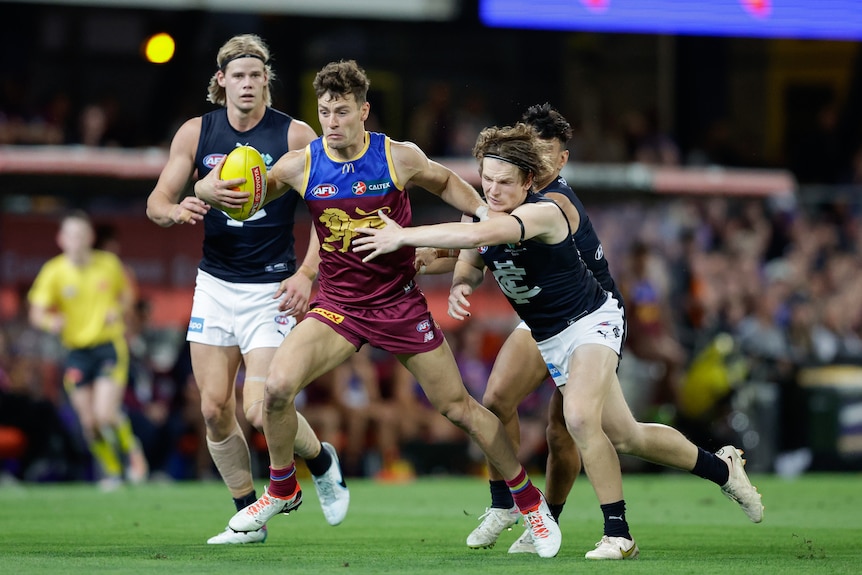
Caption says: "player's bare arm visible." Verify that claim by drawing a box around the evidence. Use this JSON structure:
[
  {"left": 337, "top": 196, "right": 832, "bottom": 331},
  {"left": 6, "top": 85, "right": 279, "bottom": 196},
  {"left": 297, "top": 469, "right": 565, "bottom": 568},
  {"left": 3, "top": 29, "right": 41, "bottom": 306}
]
[
  {"left": 28, "top": 303, "right": 64, "bottom": 335},
  {"left": 414, "top": 212, "right": 474, "bottom": 275},
  {"left": 448, "top": 252, "right": 486, "bottom": 320},
  {"left": 287, "top": 118, "right": 318, "bottom": 150},
  {"left": 260, "top": 148, "right": 307, "bottom": 205},
  {"left": 274, "top": 226, "right": 321, "bottom": 316},
  {"left": 389, "top": 140, "right": 487, "bottom": 218},
  {"left": 543, "top": 191, "right": 582, "bottom": 234},
  {"left": 354, "top": 204, "right": 554, "bottom": 262},
  {"left": 147, "top": 118, "right": 211, "bottom": 227}
]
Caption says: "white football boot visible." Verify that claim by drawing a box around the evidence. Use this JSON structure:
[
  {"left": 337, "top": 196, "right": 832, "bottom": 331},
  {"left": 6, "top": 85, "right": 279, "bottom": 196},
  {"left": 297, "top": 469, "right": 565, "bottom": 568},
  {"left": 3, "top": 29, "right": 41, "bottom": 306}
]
[
  {"left": 717, "top": 445, "right": 764, "bottom": 523},
  {"left": 507, "top": 527, "right": 537, "bottom": 554},
  {"left": 466, "top": 506, "right": 520, "bottom": 549},
  {"left": 207, "top": 525, "right": 267, "bottom": 544},
  {"left": 522, "top": 494, "right": 561, "bottom": 558},
  {"left": 585, "top": 535, "right": 639, "bottom": 560},
  {"left": 311, "top": 442, "right": 350, "bottom": 526},
  {"left": 228, "top": 486, "right": 302, "bottom": 532}
]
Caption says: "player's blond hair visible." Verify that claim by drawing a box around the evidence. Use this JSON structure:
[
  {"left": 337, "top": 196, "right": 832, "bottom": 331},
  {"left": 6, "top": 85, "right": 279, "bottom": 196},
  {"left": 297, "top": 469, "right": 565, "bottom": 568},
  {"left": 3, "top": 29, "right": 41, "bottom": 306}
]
[{"left": 207, "top": 34, "right": 275, "bottom": 107}]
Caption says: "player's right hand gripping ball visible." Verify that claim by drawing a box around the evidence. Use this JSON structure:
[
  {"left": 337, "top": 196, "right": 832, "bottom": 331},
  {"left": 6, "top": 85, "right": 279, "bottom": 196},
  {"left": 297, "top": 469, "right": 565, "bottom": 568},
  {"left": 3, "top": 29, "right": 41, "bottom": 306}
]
[{"left": 220, "top": 145, "right": 267, "bottom": 221}]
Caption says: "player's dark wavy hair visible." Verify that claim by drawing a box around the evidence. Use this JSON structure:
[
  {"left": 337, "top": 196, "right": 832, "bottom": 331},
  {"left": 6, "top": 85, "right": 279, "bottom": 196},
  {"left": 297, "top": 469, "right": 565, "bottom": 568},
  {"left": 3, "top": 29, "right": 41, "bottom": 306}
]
[
  {"left": 472, "top": 123, "right": 554, "bottom": 188},
  {"left": 313, "top": 60, "right": 370, "bottom": 105},
  {"left": 521, "top": 102, "right": 573, "bottom": 145}
]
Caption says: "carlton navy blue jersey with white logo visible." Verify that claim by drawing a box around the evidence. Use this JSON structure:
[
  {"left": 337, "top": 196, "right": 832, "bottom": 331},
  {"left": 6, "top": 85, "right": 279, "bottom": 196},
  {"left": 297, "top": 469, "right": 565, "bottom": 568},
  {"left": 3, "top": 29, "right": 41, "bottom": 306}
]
[
  {"left": 194, "top": 107, "right": 301, "bottom": 283},
  {"left": 478, "top": 193, "right": 608, "bottom": 341},
  {"left": 541, "top": 175, "right": 623, "bottom": 306}
]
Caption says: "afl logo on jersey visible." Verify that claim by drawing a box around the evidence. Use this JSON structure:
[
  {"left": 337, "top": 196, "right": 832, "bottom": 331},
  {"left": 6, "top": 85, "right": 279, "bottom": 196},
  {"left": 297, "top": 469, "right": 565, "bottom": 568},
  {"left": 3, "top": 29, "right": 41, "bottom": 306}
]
[
  {"left": 478, "top": 246, "right": 489, "bottom": 254},
  {"left": 311, "top": 184, "right": 338, "bottom": 198},
  {"left": 595, "top": 244, "right": 604, "bottom": 260},
  {"left": 203, "top": 154, "right": 227, "bottom": 169},
  {"left": 352, "top": 181, "right": 367, "bottom": 195},
  {"left": 416, "top": 320, "right": 431, "bottom": 333},
  {"left": 274, "top": 314, "right": 291, "bottom": 325}
]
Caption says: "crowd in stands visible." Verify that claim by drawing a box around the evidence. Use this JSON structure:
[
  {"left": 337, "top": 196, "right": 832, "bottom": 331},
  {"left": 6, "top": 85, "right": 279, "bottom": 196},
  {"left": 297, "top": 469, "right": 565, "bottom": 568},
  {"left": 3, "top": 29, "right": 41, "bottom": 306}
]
[
  {"left": 3, "top": 189, "right": 861, "bottom": 483},
  {"left": 3, "top": 76, "right": 862, "bottom": 482}
]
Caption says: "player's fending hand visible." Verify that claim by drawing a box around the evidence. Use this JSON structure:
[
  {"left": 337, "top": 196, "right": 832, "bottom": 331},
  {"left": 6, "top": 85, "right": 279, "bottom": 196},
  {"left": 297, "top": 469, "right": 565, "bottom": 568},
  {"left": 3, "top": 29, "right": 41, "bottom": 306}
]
[
  {"left": 448, "top": 283, "right": 473, "bottom": 320},
  {"left": 354, "top": 210, "right": 404, "bottom": 262}
]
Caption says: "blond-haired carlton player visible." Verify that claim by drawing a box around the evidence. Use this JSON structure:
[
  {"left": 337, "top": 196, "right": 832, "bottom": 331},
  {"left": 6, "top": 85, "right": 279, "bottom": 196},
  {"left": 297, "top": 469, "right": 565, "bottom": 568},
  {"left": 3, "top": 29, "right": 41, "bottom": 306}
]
[
  {"left": 28, "top": 210, "right": 145, "bottom": 490},
  {"left": 146, "top": 34, "right": 349, "bottom": 544},
  {"left": 195, "top": 59, "right": 563, "bottom": 558}
]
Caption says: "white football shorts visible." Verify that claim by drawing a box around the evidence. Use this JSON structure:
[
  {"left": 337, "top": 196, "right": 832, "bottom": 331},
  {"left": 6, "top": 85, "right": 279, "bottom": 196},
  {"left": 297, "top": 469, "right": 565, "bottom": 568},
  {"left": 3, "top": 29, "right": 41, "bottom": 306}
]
[
  {"left": 536, "top": 294, "right": 624, "bottom": 387},
  {"left": 186, "top": 269, "right": 297, "bottom": 354}
]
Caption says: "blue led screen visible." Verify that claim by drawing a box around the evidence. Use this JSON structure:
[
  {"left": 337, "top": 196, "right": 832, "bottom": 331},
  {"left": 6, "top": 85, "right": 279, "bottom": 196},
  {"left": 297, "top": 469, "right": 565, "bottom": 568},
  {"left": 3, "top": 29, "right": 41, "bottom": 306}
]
[{"left": 480, "top": 1, "right": 862, "bottom": 40}]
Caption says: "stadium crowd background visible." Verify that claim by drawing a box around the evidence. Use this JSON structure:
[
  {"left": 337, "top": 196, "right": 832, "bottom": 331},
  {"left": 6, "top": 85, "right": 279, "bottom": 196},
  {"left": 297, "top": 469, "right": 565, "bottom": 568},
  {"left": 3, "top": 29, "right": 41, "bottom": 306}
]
[{"left": 2, "top": 1, "right": 862, "bottom": 484}]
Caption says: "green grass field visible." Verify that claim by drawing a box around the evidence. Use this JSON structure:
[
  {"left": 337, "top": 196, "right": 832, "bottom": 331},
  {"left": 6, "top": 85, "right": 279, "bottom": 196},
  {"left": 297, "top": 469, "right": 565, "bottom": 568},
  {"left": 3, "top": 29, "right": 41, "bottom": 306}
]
[{"left": 1, "top": 472, "right": 860, "bottom": 575}]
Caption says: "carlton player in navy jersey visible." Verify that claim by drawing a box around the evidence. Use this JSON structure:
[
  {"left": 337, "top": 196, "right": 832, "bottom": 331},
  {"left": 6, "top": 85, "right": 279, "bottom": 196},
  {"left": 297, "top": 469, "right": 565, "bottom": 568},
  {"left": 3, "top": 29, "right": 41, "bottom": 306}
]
[
  {"left": 146, "top": 34, "right": 349, "bottom": 545},
  {"left": 195, "top": 59, "right": 563, "bottom": 558},
  {"left": 457, "top": 104, "right": 626, "bottom": 553},
  {"left": 355, "top": 123, "right": 764, "bottom": 560}
]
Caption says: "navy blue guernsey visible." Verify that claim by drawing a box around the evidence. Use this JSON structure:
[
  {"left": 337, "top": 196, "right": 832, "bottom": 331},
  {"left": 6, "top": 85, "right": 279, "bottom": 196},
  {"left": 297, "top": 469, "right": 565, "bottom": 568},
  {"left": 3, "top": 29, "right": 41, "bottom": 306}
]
[
  {"left": 478, "top": 193, "right": 609, "bottom": 341},
  {"left": 541, "top": 176, "right": 624, "bottom": 307},
  {"left": 194, "top": 107, "right": 301, "bottom": 283}
]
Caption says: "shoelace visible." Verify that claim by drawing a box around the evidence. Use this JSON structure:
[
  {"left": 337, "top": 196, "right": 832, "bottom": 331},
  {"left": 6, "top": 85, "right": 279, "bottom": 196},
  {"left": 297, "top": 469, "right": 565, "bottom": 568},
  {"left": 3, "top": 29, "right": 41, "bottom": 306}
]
[
  {"left": 526, "top": 510, "right": 550, "bottom": 539},
  {"left": 477, "top": 508, "right": 512, "bottom": 530},
  {"left": 476, "top": 508, "right": 494, "bottom": 522},
  {"left": 246, "top": 493, "right": 276, "bottom": 515}
]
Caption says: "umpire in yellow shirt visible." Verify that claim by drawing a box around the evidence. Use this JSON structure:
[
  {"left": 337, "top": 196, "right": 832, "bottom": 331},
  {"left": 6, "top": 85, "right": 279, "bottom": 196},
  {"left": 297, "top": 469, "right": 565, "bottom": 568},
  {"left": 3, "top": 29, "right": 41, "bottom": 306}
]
[{"left": 28, "top": 210, "right": 143, "bottom": 488}]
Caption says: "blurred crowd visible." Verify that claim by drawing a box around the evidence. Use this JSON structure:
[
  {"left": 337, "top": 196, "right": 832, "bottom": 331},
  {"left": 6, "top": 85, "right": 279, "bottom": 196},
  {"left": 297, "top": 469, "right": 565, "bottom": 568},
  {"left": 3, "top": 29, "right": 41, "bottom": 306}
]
[
  {"left": 3, "top": 189, "right": 861, "bottom": 483},
  {"left": 4, "top": 70, "right": 862, "bottom": 482}
]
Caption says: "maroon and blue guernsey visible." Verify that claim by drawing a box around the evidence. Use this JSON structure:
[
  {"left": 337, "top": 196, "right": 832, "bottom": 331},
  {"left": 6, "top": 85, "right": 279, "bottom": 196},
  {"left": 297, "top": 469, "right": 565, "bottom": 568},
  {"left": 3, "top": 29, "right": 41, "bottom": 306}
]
[{"left": 301, "top": 132, "right": 416, "bottom": 308}]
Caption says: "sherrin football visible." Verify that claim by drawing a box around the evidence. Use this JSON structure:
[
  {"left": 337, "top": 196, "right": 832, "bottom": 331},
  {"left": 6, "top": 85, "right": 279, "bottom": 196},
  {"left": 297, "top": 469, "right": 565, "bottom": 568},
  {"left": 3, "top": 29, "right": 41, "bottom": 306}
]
[{"left": 219, "top": 145, "right": 267, "bottom": 221}]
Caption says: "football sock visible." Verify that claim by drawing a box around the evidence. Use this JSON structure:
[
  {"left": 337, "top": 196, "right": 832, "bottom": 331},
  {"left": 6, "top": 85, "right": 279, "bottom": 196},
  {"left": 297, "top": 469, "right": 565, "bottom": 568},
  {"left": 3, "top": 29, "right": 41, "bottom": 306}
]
[
  {"left": 305, "top": 443, "right": 333, "bottom": 477},
  {"left": 489, "top": 480, "right": 515, "bottom": 509},
  {"left": 115, "top": 416, "right": 136, "bottom": 455},
  {"left": 548, "top": 502, "right": 565, "bottom": 522},
  {"left": 234, "top": 491, "right": 258, "bottom": 512},
  {"left": 90, "top": 435, "right": 123, "bottom": 478},
  {"left": 268, "top": 462, "right": 298, "bottom": 498},
  {"left": 691, "top": 447, "right": 730, "bottom": 485},
  {"left": 601, "top": 500, "right": 631, "bottom": 539},
  {"left": 505, "top": 467, "right": 541, "bottom": 511}
]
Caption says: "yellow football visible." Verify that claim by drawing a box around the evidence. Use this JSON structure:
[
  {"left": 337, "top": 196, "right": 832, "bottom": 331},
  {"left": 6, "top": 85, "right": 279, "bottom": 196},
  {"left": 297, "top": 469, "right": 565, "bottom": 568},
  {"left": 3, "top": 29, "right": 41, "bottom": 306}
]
[{"left": 219, "top": 145, "right": 267, "bottom": 221}]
